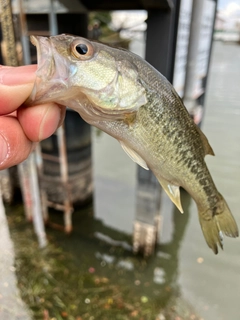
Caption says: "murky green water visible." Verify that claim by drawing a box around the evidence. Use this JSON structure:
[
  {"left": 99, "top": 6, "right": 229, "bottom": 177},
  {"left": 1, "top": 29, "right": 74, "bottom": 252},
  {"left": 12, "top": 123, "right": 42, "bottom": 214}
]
[{"left": 6, "top": 196, "right": 198, "bottom": 320}]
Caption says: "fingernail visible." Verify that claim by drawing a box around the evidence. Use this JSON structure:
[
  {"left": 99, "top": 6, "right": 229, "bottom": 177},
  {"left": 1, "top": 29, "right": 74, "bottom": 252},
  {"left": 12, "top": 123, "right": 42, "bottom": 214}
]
[
  {"left": 0, "top": 65, "right": 37, "bottom": 86},
  {"left": 0, "top": 132, "right": 9, "bottom": 165}
]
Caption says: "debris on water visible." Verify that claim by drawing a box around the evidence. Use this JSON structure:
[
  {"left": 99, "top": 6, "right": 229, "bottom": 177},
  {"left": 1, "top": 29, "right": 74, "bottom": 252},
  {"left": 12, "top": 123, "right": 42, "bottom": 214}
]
[
  {"left": 130, "top": 309, "right": 139, "bottom": 317},
  {"left": 141, "top": 296, "right": 148, "bottom": 303},
  {"left": 156, "top": 251, "right": 172, "bottom": 260},
  {"left": 117, "top": 259, "right": 134, "bottom": 270},
  {"left": 88, "top": 267, "right": 95, "bottom": 273},
  {"left": 156, "top": 313, "right": 166, "bottom": 320},
  {"left": 9, "top": 266, "right": 16, "bottom": 272},
  {"left": 5, "top": 203, "right": 203, "bottom": 320},
  {"left": 153, "top": 267, "right": 165, "bottom": 284},
  {"left": 94, "top": 232, "right": 132, "bottom": 251},
  {"left": 197, "top": 257, "right": 204, "bottom": 264}
]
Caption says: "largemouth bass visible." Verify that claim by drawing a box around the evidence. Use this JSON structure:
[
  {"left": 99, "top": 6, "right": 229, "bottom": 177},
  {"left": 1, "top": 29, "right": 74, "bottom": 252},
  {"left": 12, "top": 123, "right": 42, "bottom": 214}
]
[{"left": 28, "top": 34, "right": 238, "bottom": 254}]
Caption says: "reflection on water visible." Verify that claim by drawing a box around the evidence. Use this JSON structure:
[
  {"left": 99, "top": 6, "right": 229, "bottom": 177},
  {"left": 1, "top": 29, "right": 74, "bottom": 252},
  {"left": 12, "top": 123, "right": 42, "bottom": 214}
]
[
  {"left": 70, "top": 190, "right": 191, "bottom": 309},
  {"left": 7, "top": 184, "right": 197, "bottom": 319},
  {"left": 6, "top": 185, "right": 198, "bottom": 319}
]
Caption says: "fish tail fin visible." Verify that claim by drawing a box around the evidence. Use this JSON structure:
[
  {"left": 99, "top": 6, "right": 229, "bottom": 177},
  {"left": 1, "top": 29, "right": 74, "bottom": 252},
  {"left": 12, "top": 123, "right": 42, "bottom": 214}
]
[{"left": 198, "top": 193, "right": 239, "bottom": 254}]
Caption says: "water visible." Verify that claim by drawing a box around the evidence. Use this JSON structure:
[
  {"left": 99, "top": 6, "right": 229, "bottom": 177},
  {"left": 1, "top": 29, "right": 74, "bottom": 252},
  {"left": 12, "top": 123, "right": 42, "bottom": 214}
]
[
  {"left": 5, "top": 41, "right": 240, "bottom": 320},
  {"left": 178, "top": 41, "right": 240, "bottom": 320},
  {"left": 90, "top": 40, "right": 240, "bottom": 319}
]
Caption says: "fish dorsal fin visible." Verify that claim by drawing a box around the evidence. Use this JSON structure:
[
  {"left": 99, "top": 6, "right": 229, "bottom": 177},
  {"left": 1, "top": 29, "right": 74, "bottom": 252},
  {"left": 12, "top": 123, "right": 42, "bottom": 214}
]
[
  {"left": 119, "top": 141, "right": 149, "bottom": 170},
  {"left": 157, "top": 176, "right": 184, "bottom": 213},
  {"left": 197, "top": 127, "right": 215, "bottom": 156}
]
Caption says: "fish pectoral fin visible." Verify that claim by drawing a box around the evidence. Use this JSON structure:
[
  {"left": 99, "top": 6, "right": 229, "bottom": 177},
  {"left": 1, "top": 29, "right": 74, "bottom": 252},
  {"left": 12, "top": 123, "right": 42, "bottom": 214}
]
[
  {"left": 119, "top": 141, "right": 149, "bottom": 170},
  {"left": 157, "top": 177, "right": 183, "bottom": 213}
]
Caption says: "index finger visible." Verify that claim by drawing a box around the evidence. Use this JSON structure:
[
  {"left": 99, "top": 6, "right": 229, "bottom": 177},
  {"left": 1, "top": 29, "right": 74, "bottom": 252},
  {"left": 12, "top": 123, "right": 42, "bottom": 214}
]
[{"left": 0, "top": 65, "right": 37, "bottom": 115}]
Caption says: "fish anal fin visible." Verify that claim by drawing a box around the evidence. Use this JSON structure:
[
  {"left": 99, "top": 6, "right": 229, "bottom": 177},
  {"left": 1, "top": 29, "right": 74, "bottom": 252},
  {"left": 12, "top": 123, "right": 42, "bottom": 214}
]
[
  {"left": 197, "top": 127, "right": 215, "bottom": 156},
  {"left": 119, "top": 141, "right": 149, "bottom": 170},
  {"left": 157, "top": 177, "right": 183, "bottom": 213}
]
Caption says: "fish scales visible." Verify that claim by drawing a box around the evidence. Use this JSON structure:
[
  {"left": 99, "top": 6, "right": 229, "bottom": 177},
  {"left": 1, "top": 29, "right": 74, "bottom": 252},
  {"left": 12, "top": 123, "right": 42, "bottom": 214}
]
[
  {"left": 27, "top": 34, "right": 238, "bottom": 253},
  {"left": 130, "top": 86, "right": 216, "bottom": 203},
  {"left": 120, "top": 57, "right": 222, "bottom": 214}
]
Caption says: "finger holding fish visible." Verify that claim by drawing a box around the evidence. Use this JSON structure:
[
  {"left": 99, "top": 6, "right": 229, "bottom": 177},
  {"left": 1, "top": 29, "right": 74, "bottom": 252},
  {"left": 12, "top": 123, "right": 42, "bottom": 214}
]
[{"left": 0, "top": 65, "right": 65, "bottom": 170}]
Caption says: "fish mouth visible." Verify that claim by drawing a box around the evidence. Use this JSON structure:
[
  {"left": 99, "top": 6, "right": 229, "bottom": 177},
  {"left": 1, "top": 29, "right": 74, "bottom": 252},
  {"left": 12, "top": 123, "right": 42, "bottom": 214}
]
[
  {"left": 28, "top": 35, "right": 71, "bottom": 105},
  {"left": 28, "top": 35, "right": 55, "bottom": 103},
  {"left": 30, "top": 35, "right": 54, "bottom": 81}
]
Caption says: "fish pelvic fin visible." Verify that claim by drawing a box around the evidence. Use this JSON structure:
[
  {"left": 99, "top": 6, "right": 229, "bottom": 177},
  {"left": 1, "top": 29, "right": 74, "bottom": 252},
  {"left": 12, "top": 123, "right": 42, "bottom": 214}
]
[
  {"left": 157, "top": 177, "right": 183, "bottom": 213},
  {"left": 198, "top": 193, "right": 239, "bottom": 254},
  {"left": 119, "top": 141, "right": 149, "bottom": 170},
  {"left": 197, "top": 127, "right": 215, "bottom": 156}
]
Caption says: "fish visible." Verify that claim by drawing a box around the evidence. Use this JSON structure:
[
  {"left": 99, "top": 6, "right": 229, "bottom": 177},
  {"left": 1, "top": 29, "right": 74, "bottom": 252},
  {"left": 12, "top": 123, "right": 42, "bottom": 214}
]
[{"left": 27, "top": 34, "right": 238, "bottom": 254}]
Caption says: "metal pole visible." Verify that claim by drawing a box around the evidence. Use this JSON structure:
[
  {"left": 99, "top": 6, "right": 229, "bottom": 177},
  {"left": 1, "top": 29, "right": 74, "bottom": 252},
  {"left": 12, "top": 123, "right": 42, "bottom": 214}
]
[
  {"left": 18, "top": 162, "right": 33, "bottom": 221},
  {"left": 35, "top": 144, "right": 49, "bottom": 222},
  {"left": 18, "top": 0, "right": 31, "bottom": 65},
  {"left": 18, "top": 155, "right": 48, "bottom": 248},
  {"left": 183, "top": 0, "right": 205, "bottom": 111},
  {"left": 49, "top": 0, "right": 58, "bottom": 36},
  {"left": 0, "top": 169, "right": 13, "bottom": 203},
  {"left": 56, "top": 125, "right": 73, "bottom": 233}
]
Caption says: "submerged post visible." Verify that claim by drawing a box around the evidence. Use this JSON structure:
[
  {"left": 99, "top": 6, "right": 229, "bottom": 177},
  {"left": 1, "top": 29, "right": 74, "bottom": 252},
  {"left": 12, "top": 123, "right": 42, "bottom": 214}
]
[
  {"left": 133, "top": 169, "right": 162, "bottom": 257},
  {"left": 133, "top": 1, "right": 180, "bottom": 257},
  {"left": 56, "top": 124, "right": 74, "bottom": 233}
]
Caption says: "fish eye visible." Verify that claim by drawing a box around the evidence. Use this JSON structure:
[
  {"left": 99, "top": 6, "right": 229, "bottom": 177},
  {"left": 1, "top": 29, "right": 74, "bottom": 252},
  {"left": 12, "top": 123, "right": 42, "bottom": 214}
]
[
  {"left": 75, "top": 44, "right": 88, "bottom": 55},
  {"left": 71, "top": 39, "right": 94, "bottom": 60}
]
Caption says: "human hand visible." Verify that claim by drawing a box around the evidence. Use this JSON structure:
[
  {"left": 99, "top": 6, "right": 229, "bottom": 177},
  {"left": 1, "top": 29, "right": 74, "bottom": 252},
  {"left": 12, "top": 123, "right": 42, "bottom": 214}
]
[{"left": 0, "top": 65, "right": 65, "bottom": 170}]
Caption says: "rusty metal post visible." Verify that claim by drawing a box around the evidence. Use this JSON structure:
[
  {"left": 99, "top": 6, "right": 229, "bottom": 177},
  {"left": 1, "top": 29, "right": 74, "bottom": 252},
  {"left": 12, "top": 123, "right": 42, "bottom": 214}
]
[
  {"left": 0, "top": 0, "right": 18, "bottom": 66},
  {"left": 0, "top": 0, "right": 18, "bottom": 204}
]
